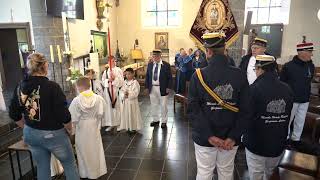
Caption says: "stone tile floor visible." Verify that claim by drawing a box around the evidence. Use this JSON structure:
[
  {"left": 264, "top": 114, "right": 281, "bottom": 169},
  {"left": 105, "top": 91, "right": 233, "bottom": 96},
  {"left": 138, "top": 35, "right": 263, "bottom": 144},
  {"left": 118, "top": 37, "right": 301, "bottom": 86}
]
[{"left": 0, "top": 95, "right": 249, "bottom": 180}]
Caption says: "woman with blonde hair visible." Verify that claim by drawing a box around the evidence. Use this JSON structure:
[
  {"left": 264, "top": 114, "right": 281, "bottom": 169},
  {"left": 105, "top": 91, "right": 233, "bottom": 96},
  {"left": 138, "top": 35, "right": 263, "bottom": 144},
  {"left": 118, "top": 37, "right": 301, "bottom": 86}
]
[{"left": 9, "top": 53, "right": 79, "bottom": 180}]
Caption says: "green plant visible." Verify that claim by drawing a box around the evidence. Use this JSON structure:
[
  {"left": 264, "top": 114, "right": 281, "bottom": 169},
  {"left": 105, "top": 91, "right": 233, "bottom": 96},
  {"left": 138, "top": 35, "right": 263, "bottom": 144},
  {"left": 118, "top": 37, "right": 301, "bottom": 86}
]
[{"left": 66, "top": 67, "right": 83, "bottom": 84}]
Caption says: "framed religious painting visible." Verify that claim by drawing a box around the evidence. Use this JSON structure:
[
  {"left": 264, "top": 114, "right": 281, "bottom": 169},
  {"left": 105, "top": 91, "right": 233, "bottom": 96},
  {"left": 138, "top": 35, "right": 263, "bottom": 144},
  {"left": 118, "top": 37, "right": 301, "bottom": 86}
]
[
  {"left": 90, "top": 30, "right": 108, "bottom": 58},
  {"left": 155, "top": 32, "right": 168, "bottom": 50}
]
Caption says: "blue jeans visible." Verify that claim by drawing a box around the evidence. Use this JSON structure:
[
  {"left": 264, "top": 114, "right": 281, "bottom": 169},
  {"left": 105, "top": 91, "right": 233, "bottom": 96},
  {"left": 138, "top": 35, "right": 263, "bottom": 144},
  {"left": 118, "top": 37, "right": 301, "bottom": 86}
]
[{"left": 23, "top": 126, "right": 79, "bottom": 180}]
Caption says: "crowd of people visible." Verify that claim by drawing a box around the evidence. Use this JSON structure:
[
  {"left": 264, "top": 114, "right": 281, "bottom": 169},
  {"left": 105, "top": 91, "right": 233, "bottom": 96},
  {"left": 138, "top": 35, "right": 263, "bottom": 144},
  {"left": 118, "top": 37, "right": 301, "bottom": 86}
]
[
  {"left": 188, "top": 32, "right": 315, "bottom": 180},
  {"left": 7, "top": 31, "right": 315, "bottom": 180}
]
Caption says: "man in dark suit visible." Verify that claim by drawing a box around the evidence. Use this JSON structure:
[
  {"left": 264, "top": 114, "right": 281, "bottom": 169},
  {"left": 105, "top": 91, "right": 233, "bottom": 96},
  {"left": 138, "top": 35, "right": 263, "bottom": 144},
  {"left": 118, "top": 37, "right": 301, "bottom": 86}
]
[
  {"left": 145, "top": 49, "right": 173, "bottom": 128},
  {"left": 239, "top": 37, "right": 268, "bottom": 85}
]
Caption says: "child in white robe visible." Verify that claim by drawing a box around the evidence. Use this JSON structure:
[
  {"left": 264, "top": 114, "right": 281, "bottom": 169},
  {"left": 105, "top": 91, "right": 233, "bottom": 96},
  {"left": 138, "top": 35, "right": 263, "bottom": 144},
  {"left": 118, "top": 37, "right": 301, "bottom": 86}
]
[
  {"left": 102, "top": 56, "right": 124, "bottom": 132},
  {"left": 119, "top": 68, "right": 142, "bottom": 132},
  {"left": 84, "top": 68, "right": 104, "bottom": 97},
  {"left": 68, "top": 77, "right": 107, "bottom": 179}
]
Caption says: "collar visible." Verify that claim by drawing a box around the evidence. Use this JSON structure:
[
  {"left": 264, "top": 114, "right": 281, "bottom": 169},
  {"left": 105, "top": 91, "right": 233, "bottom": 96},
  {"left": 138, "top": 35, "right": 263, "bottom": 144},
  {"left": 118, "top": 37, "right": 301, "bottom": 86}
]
[
  {"left": 154, "top": 60, "right": 163, "bottom": 65},
  {"left": 208, "top": 54, "right": 228, "bottom": 67},
  {"left": 255, "top": 71, "right": 278, "bottom": 82},
  {"left": 80, "top": 90, "right": 94, "bottom": 97},
  {"left": 293, "top": 55, "right": 312, "bottom": 65}
]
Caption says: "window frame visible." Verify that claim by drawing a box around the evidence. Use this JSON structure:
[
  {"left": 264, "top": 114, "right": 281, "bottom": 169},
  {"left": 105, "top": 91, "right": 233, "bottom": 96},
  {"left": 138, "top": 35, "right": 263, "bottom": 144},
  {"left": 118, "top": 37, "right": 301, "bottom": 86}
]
[
  {"left": 246, "top": 0, "right": 284, "bottom": 24},
  {"left": 145, "top": 0, "right": 179, "bottom": 27}
]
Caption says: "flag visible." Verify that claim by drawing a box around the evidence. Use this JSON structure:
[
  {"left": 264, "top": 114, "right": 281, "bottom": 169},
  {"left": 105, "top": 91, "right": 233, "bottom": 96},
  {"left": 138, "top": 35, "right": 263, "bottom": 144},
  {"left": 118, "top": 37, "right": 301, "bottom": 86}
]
[{"left": 190, "top": 0, "right": 239, "bottom": 49}]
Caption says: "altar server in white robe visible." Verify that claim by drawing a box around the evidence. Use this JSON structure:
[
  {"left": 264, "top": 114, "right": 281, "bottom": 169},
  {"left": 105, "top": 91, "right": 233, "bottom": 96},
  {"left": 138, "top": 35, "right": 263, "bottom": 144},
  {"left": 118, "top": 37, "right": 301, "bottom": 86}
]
[
  {"left": 84, "top": 68, "right": 104, "bottom": 97},
  {"left": 102, "top": 56, "right": 124, "bottom": 131},
  {"left": 119, "top": 68, "right": 142, "bottom": 132},
  {"left": 69, "top": 77, "right": 107, "bottom": 179}
]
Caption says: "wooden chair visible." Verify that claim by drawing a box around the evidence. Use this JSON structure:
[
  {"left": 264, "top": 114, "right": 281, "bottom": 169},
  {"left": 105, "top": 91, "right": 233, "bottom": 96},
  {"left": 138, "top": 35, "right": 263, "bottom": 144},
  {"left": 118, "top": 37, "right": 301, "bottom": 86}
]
[
  {"left": 270, "top": 167, "right": 316, "bottom": 180},
  {"left": 174, "top": 81, "right": 189, "bottom": 115},
  {"left": 278, "top": 149, "right": 319, "bottom": 177}
]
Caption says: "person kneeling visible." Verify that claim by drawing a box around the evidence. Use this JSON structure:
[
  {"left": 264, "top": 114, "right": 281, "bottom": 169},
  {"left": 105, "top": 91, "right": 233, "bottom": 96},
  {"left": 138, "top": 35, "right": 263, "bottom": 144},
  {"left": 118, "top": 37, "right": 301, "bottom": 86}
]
[{"left": 69, "top": 77, "right": 108, "bottom": 179}]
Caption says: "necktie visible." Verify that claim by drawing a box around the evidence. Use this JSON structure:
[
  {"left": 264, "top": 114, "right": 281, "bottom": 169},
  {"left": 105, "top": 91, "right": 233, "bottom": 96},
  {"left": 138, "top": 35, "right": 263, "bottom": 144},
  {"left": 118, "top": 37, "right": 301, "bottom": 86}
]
[{"left": 153, "top": 63, "right": 159, "bottom": 81}]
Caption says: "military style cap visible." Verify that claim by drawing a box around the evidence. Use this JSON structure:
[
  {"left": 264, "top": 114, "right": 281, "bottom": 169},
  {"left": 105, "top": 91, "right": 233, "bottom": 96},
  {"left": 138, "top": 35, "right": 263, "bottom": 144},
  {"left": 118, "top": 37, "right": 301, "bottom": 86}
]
[
  {"left": 202, "top": 32, "right": 226, "bottom": 48},
  {"left": 252, "top": 37, "right": 268, "bottom": 47},
  {"left": 152, "top": 49, "right": 162, "bottom": 55},
  {"left": 255, "top": 55, "right": 275, "bottom": 68},
  {"left": 297, "top": 42, "right": 315, "bottom": 51}
]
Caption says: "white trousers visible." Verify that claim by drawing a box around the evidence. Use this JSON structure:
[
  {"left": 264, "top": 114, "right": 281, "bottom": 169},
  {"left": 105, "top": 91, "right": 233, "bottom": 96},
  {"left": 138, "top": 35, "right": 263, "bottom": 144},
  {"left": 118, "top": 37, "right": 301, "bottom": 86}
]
[
  {"left": 245, "top": 149, "right": 282, "bottom": 180},
  {"left": 288, "top": 102, "right": 309, "bottom": 141},
  {"left": 194, "top": 143, "right": 238, "bottom": 180},
  {"left": 150, "top": 86, "right": 168, "bottom": 123}
]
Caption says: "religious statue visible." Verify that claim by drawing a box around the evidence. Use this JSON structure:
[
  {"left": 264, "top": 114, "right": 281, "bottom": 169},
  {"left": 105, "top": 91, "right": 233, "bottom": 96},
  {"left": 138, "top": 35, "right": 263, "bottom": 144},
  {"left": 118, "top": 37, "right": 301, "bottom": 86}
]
[
  {"left": 96, "top": 0, "right": 106, "bottom": 18},
  {"left": 210, "top": 4, "right": 219, "bottom": 26}
]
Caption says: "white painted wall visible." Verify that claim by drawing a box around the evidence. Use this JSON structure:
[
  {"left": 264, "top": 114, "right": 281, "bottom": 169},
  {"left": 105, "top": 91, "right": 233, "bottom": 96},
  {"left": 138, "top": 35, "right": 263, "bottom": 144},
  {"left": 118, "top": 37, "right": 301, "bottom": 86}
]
[
  {"left": 0, "top": 0, "right": 32, "bottom": 23},
  {"left": 279, "top": 0, "right": 320, "bottom": 66},
  {"left": 68, "top": 0, "right": 118, "bottom": 58},
  {"left": 0, "top": 0, "right": 34, "bottom": 45},
  {"left": 115, "top": 0, "right": 202, "bottom": 64}
]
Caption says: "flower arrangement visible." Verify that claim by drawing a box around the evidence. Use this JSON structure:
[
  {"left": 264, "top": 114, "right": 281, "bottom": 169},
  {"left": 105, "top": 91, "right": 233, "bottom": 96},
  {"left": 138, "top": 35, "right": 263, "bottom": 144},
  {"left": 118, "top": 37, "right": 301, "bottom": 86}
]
[{"left": 66, "top": 67, "right": 83, "bottom": 84}]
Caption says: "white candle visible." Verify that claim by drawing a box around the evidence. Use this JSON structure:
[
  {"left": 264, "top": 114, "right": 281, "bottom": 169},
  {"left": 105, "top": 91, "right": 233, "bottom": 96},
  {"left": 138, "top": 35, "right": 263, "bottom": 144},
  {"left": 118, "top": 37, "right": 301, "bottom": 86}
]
[
  {"left": 57, "top": 45, "right": 62, "bottom": 63},
  {"left": 50, "top": 45, "right": 54, "bottom": 63}
]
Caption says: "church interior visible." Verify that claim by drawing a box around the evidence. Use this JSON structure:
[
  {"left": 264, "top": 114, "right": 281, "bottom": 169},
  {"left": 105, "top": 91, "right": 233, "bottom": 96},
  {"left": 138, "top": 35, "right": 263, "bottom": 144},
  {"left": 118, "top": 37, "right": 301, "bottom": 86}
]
[{"left": 0, "top": 0, "right": 320, "bottom": 179}]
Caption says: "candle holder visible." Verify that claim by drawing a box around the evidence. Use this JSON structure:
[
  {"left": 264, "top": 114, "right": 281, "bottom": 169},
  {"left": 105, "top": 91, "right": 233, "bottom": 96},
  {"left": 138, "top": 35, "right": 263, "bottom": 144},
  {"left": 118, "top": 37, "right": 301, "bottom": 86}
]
[
  {"left": 51, "top": 62, "right": 56, "bottom": 81},
  {"left": 59, "top": 62, "right": 65, "bottom": 91}
]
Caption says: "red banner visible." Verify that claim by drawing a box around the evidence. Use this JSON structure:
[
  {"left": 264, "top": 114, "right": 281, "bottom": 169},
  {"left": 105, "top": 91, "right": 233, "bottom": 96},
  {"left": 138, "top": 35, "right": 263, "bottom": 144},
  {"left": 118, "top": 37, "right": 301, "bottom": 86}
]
[{"left": 190, "top": 0, "right": 239, "bottom": 49}]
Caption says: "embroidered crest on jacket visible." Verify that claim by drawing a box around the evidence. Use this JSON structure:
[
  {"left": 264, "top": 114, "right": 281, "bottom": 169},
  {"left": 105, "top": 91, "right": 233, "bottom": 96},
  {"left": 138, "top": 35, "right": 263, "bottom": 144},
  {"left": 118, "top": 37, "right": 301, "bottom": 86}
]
[
  {"left": 213, "top": 84, "right": 233, "bottom": 100},
  {"left": 266, "top": 99, "right": 286, "bottom": 114}
]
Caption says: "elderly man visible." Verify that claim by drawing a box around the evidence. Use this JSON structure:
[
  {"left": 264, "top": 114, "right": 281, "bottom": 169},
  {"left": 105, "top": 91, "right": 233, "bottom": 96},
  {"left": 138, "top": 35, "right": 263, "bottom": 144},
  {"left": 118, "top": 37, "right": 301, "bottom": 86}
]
[
  {"left": 145, "top": 49, "right": 172, "bottom": 129},
  {"left": 239, "top": 37, "right": 268, "bottom": 85},
  {"left": 280, "top": 42, "right": 315, "bottom": 143}
]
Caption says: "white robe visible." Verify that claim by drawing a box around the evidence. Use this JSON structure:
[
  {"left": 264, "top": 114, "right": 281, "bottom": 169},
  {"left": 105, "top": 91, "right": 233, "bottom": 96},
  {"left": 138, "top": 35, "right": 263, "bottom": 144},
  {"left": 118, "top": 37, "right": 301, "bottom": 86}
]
[
  {"left": 0, "top": 86, "right": 6, "bottom": 111},
  {"left": 119, "top": 80, "right": 142, "bottom": 131},
  {"left": 101, "top": 67, "right": 124, "bottom": 127},
  {"left": 68, "top": 91, "right": 107, "bottom": 179},
  {"left": 92, "top": 79, "right": 104, "bottom": 97}
]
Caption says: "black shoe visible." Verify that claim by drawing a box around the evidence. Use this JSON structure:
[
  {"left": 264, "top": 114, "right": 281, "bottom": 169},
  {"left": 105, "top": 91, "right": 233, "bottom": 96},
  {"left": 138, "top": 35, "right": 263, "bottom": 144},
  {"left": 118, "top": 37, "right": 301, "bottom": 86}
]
[
  {"left": 150, "top": 121, "right": 160, "bottom": 127},
  {"left": 161, "top": 123, "right": 167, "bottom": 128}
]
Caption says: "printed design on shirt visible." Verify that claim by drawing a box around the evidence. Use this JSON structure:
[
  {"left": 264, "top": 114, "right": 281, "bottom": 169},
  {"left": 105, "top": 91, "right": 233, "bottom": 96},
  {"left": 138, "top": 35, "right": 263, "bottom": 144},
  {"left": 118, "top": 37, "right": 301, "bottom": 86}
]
[
  {"left": 266, "top": 99, "right": 286, "bottom": 114},
  {"left": 21, "top": 86, "right": 41, "bottom": 121},
  {"left": 213, "top": 83, "right": 233, "bottom": 100}
]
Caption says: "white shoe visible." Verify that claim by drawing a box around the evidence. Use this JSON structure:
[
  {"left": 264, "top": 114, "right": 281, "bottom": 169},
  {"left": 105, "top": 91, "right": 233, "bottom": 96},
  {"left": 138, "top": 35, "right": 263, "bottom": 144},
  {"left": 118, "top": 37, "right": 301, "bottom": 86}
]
[{"left": 105, "top": 126, "right": 113, "bottom": 132}]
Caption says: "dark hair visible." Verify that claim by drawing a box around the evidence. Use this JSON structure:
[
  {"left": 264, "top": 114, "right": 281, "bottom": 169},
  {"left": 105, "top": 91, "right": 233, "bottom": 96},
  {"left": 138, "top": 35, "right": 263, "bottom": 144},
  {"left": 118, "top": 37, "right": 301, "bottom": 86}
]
[
  {"left": 76, "top": 76, "right": 91, "bottom": 90},
  {"left": 125, "top": 68, "right": 134, "bottom": 74},
  {"left": 260, "top": 62, "right": 277, "bottom": 72},
  {"left": 179, "top": 48, "right": 184, "bottom": 51},
  {"left": 84, "top": 69, "right": 94, "bottom": 75},
  {"left": 208, "top": 47, "right": 225, "bottom": 55}
]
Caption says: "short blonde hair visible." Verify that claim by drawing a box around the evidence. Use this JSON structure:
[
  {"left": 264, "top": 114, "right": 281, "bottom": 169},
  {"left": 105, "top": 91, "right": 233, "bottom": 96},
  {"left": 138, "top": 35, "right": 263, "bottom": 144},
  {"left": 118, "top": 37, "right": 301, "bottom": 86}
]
[
  {"left": 76, "top": 76, "right": 91, "bottom": 90},
  {"left": 27, "top": 53, "right": 48, "bottom": 75}
]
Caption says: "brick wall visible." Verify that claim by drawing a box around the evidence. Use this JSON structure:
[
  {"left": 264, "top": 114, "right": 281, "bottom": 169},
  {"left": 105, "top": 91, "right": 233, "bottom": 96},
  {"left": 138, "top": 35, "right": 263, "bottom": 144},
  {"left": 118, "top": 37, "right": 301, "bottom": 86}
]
[{"left": 30, "top": 0, "right": 69, "bottom": 91}]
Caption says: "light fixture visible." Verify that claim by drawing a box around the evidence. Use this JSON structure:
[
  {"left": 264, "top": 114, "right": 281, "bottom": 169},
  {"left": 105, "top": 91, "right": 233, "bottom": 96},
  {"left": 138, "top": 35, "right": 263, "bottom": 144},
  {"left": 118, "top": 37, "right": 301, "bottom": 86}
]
[{"left": 318, "top": 9, "right": 320, "bottom": 21}]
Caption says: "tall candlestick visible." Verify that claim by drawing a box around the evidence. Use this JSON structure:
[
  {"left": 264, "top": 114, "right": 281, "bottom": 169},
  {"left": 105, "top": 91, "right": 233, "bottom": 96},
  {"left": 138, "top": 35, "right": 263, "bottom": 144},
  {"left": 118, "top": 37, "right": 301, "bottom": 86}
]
[
  {"left": 57, "top": 45, "right": 62, "bottom": 63},
  {"left": 50, "top": 45, "right": 54, "bottom": 63}
]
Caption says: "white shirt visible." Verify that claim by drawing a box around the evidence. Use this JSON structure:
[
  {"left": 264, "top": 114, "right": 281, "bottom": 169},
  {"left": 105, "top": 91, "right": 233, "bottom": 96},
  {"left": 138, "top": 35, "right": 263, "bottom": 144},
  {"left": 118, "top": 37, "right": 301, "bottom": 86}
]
[
  {"left": 152, "top": 60, "right": 163, "bottom": 86},
  {"left": 247, "top": 56, "right": 257, "bottom": 85}
]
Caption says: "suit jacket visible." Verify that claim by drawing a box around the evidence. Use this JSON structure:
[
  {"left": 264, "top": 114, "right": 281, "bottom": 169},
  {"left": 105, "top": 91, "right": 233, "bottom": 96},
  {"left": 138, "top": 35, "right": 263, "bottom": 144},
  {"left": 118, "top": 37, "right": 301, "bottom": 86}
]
[
  {"left": 145, "top": 61, "right": 173, "bottom": 96},
  {"left": 239, "top": 54, "right": 252, "bottom": 72}
]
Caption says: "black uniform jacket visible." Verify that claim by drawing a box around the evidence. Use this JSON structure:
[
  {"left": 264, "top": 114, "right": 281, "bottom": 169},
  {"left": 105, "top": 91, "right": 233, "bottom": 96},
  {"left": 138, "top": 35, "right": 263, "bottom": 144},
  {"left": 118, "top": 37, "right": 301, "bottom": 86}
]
[
  {"left": 188, "top": 54, "right": 252, "bottom": 147},
  {"left": 280, "top": 55, "right": 315, "bottom": 103},
  {"left": 243, "top": 72, "right": 294, "bottom": 157}
]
